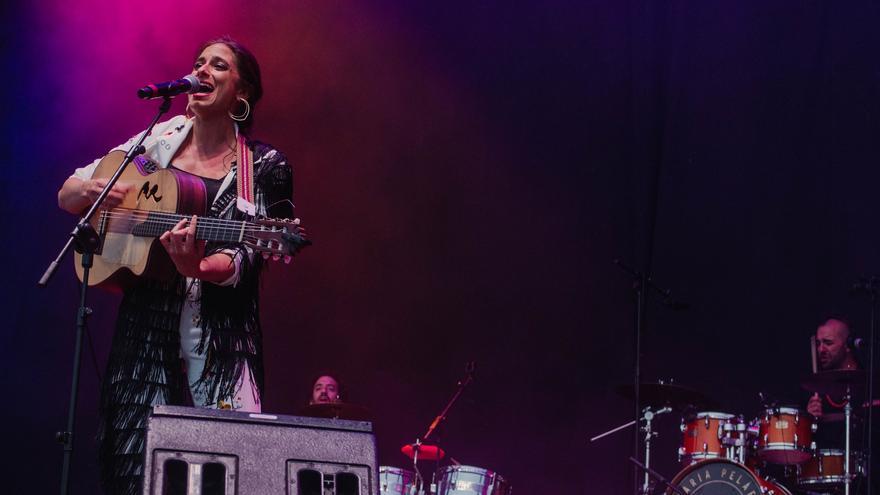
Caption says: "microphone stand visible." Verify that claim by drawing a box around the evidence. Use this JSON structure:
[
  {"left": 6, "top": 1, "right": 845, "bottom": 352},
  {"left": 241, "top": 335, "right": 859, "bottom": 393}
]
[
  {"left": 38, "top": 96, "right": 173, "bottom": 495},
  {"left": 853, "top": 275, "right": 877, "bottom": 495},
  {"left": 410, "top": 362, "right": 475, "bottom": 495},
  {"left": 614, "top": 259, "right": 687, "bottom": 495}
]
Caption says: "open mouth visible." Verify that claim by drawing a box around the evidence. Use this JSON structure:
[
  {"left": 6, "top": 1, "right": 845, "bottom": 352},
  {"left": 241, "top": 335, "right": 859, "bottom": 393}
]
[{"left": 194, "top": 82, "right": 215, "bottom": 96}]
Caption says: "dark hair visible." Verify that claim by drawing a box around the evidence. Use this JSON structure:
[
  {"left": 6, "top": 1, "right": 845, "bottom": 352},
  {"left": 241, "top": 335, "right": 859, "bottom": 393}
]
[{"left": 197, "top": 36, "right": 263, "bottom": 133}]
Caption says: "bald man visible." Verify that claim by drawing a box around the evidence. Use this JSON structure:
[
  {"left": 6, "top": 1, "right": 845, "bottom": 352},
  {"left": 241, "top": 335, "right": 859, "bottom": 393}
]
[{"left": 807, "top": 318, "right": 860, "bottom": 418}]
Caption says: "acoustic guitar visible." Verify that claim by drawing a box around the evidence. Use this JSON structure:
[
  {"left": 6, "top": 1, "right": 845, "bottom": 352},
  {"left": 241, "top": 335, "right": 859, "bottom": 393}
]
[{"left": 74, "top": 150, "right": 309, "bottom": 291}]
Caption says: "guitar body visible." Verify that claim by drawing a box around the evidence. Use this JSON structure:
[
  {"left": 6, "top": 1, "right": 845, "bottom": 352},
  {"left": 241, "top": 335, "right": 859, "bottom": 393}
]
[{"left": 74, "top": 151, "right": 208, "bottom": 291}]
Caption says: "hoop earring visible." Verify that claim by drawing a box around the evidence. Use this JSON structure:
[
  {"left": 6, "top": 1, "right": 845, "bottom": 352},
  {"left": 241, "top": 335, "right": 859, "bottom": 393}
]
[{"left": 229, "top": 97, "right": 250, "bottom": 122}]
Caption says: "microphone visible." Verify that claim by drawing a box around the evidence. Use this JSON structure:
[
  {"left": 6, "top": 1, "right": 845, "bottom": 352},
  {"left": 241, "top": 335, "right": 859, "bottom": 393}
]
[{"left": 137, "top": 75, "right": 211, "bottom": 99}]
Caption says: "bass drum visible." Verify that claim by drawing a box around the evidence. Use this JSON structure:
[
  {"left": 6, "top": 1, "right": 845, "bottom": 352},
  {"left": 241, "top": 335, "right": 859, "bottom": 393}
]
[{"left": 667, "top": 459, "right": 792, "bottom": 495}]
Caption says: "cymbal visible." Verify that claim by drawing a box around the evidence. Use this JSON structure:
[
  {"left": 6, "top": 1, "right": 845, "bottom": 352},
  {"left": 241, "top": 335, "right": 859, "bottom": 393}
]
[
  {"left": 818, "top": 412, "right": 847, "bottom": 423},
  {"left": 297, "top": 402, "right": 372, "bottom": 421},
  {"left": 615, "top": 382, "right": 718, "bottom": 410},
  {"left": 800, "top": 370, "right": 866, "bottom": 395},
  {"left": 401, "top": 443, "right": 445, "bottom": 461}
]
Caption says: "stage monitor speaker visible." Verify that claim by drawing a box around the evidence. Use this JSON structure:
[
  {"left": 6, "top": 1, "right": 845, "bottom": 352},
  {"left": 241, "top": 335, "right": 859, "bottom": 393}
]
[{"left": 142, "top": 405, "right": 378, "bottom": 495}]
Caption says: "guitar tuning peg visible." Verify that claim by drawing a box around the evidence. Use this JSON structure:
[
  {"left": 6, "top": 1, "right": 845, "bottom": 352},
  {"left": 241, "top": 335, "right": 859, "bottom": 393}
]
[
  {"left": 283, "top": 256, "right": 292, "bottom": 264},
  {"left": 292, "top": 218, "right": 301, "bottom": 225}
]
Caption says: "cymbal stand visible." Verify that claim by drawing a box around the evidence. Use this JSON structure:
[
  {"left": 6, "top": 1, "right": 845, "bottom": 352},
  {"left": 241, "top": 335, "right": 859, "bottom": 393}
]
[
  {"left": 852, "top": 275, "right": 877, "bottom": 495},
  {"left": 846, "top": 385, "right": 853, "bottom": 495},
  {"left": 409, "top": 362, "right": 476, "bottom": 495},
  {"left": 641, "top": 406, "right": 671, "bottom": 495},
  {"left": 614, "top": 259, "right": 687, "bottom": 494},
  {"left": 591, "top": 406, "right": 672, "bottom": 495},
  {"left": 409, "top": 439, "right": 426, "bottom": 495}
]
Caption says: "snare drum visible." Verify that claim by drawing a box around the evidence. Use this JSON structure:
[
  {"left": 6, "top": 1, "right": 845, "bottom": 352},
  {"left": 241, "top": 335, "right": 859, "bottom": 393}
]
[
  {"left": 379, "top": 466, "right": 415, "bottom": 495},
  {"left": 436, "top": 465, "right": 511, "bottom": 495},
  {"left": 756, "top": 407, "right": 816, "bottom": 464},
  {"left": 797, "top": 449, "right": 863, "bottom": 489},
  {"left": 679, "top": 412, "right": 735, "bottom": 464}
]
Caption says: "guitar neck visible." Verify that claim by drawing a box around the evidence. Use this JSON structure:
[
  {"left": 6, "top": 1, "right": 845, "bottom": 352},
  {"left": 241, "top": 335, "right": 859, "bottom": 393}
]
[{"left": 101, "top": 209, "right": 248, "bottom": 243}]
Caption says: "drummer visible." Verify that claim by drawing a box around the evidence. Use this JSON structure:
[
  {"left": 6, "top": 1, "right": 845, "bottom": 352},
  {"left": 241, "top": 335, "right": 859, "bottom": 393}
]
[
  {"left": 310, "top": 373, "right": 343, "bottom": 405},
  {"left": 804, "top": 317, "right": 878, "bottom": 494},
  {"left": 806, "top": 318, "right": 861, "bottom": 419}
]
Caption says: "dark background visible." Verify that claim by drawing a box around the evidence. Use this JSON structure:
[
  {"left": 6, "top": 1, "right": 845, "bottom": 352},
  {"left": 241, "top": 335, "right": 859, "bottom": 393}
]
[{"left": 2, "top": 1, "right": 878, "bottom": 493}]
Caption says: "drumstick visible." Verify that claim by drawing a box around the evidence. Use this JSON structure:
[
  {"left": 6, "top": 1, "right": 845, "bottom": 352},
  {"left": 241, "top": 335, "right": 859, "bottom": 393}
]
[{"left": 810, "top": 335, "right": 817, "bottom": 373}]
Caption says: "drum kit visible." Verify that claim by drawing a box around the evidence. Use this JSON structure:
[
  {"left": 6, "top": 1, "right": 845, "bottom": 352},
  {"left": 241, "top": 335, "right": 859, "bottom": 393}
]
[
  {"left": 378, "top": 362, "right": 511, "bottom": 495},
  {"left": 302, "top": 363, "right": 512, "bottom": 495},
  {"left": 593, "top": 371, "right": 873, "bottom": 495},
  {"left": 378, "top": 460, "right": 511, "bottom": 495},
  {"left": 300, "top": 405, "right": 512, "bottom": 495}
]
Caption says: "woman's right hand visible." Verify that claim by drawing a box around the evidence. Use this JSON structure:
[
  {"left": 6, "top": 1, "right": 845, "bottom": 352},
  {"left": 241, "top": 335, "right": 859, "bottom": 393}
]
[
  {"left": 81, "top": 178, "right": 133, "bottom": 209},
  {"left": 58, "top": 177, "right": 133, "bottom": 214}
]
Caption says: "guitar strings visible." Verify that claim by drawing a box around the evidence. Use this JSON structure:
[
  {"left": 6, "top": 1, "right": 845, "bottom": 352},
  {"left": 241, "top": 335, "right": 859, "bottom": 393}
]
[
  {"left": 97, "top": 209, "right": 298, "bottom": 248},
  {"left": 99, "top": 209, "right": 289, "bottom": 233}
]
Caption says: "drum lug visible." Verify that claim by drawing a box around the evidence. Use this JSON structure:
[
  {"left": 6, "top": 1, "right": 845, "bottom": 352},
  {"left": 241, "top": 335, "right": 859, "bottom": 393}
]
[
  {"left": 680, "top": 421, "right": 686, "bottom": 433},
  {"left": 811, "top": 423, "right": 817, "bottom": 433}
]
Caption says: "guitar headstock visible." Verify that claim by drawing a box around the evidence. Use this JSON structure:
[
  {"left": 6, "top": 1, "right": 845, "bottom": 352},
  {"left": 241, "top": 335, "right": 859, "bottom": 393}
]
[{"left": 244, "top": 217, "right": 311, "bottom": 263}]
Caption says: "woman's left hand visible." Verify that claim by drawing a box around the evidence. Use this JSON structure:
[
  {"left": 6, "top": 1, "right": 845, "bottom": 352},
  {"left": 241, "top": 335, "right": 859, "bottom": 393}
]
[{"left": 159, "top": 215, "right": 207, "bottom": 278}]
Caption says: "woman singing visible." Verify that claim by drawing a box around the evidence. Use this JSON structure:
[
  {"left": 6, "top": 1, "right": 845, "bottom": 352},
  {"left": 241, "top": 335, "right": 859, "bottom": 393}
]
[{"left": 58, "top": 37, "right": 295, "bottom": 494}]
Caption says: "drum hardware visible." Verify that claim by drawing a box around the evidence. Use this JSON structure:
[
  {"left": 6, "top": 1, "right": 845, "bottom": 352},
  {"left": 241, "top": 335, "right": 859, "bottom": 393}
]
[
  {"left": 592, "top": 406, "right": 672, "bottom": 494},
  {"left": 801, "top": 370, "right": 867, "bottom": 495},
  {"left": 721, "top": 416, "right": 755, "bottom": 464},
  {"left": 628, "top": 457, "right": 686, "bottom": 495},
  {"left": 850, "top": 274, "right": 879, "bottom": 495},
  {"left": 379, "top": 466, "right": 416, "bottom": 495},
  {"left": 614, "top": 257, "right": 689, "bottom": 495},
  {"left": 844, "top": 386, "right": 854, "bottom": 495},
  {"left": 399, "top": 362, "right": 483, "bottom": 495}
]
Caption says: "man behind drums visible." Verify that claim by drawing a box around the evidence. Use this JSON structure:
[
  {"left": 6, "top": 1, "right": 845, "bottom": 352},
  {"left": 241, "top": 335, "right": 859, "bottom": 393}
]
[
  {"left": 801, "top": 317, "right": 875, "bottom": 494},
  {"left": 807, "top": 318, "right": 861, "bottom": 418}
]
